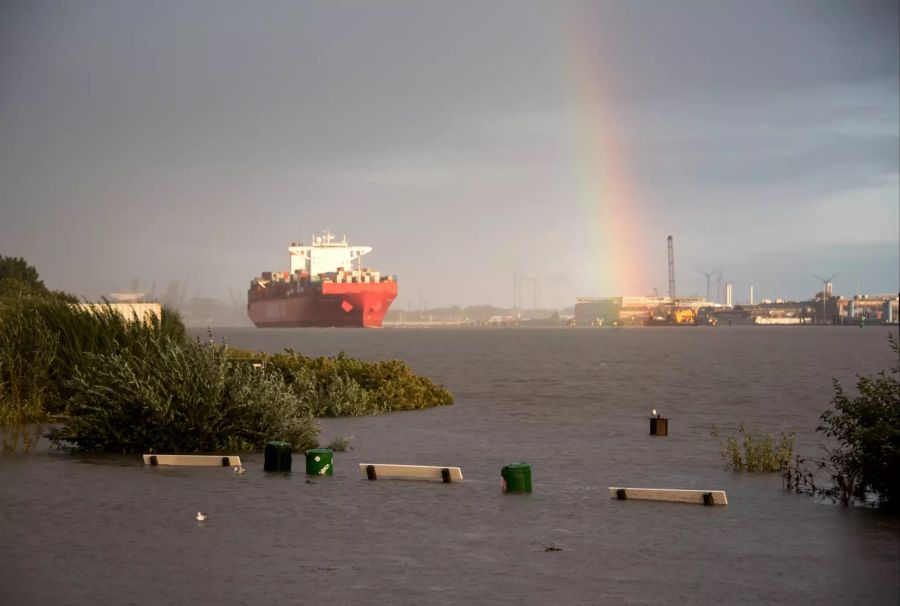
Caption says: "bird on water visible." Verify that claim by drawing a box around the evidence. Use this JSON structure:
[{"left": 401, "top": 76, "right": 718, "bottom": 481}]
[
  {"left": 233, "top": 466, "right": 246, "bottom": 474},
  {"left": 196, "top": 512, "right": 208, "bottom": 521}
]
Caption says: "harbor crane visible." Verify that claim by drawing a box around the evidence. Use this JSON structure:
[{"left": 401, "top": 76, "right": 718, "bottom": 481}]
[{"left": 667, "top": 235, "right": 676, "bottom": 301}]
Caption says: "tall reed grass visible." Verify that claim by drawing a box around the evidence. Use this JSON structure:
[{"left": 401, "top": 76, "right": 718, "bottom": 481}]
[
  {"left": 0, "top": 298, "right": 194, "bottom": 452},
  {"left": 711, "top": 423, "right": 795, "bottom": 472},
  {"left": 48, "top": 335, "right": 318, "bottom": 453}
]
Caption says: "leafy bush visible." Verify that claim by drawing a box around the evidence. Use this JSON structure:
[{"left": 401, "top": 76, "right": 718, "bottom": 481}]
[
  {"left": 0, "top": 256, "right": 48, "bottom": 300},
  {"left": 327, "top": 435, "right": 354, "bottom": 452},
  {"left": 226, "top": 348, "right": 454, "bottom": 416},
  {"left": 712, "top": 423, "right": 794, "bottom": 472},
  {"left": 784, "top": 336, "right": 899, "bottom": 509},
  {"left": 279, "top": 366, "right": 372, "bottom": 417},
  {"left": 816, "top": 336, "right": 899, "bottom": 508},
  {"left": 48, "top": 336, "right": 318, "bottom": 453},
  {"left": 257, "top": 349, "right": 454, "bottom": 415}
]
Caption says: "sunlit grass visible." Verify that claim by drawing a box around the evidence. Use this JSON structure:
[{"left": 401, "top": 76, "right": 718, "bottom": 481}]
[{"left": 711, "top": 423, "right": 795, "bottom": 472}]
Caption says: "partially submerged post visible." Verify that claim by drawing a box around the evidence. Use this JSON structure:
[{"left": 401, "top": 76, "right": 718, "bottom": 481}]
[
  {"left": 264, "top": 441, "right": 293, "bottom": 472},
  {"left": 501, "top": 462, "right": 532, "bottom": 493},
  {"left": 305, "top": 448, "right": 333, "bottom": 475},
  {"left": 649, "top": 409, "right": 668, "bottom": 436}
]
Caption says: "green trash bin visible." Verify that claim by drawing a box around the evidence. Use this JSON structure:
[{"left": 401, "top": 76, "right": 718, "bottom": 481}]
[
  {"left": 501, "top": 462, "right": 532, "bottom": 493},
  {"left": 264, "top": 441, "right": 292, "bottom": 472},
  {"left": 305, "top": 448, "right": 333, "bottom": 476}
]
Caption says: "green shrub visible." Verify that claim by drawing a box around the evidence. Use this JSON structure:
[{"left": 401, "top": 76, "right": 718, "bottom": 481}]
[
  {"left": 2, "top": 259, "right": 453, "bottom": 454},
  {"left": 258, "top": 349, "right": 454, "bottom": 415},
  {"left": 0, "top": 298, "right": 186, "bottom": 414},
  {"left": 712, "top": 423, "right": 794, "bottom": 472},
  {"left": 47, "top": 336, "right": 318, "bottom": 453},
  {"left": 783, "top": 336, "right": 899, "bottom": 509},
  {"left": 815, "top": 335, "right": 900, "bottom": 508},
  {"left": 327, "top": 435, "right": 353, "bottom": 452},
  {"left": 0, "top": 256, "right": 52, "bottom": 300}
]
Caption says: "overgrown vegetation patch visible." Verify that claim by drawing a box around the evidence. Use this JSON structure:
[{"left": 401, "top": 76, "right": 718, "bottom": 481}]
[
  {"left": 785, "top": 336, "right": 899, "bottom": 510},
  {"left": 228, "top": 349, "right": 454, "bottom": 417},
  {"left": 711, "top": 424, "right": 794, "bottom": 473},
  {"left": 48, "top": 336, "right": 318, "bottom": 453},
  {"left": 0, "top": 256, "right": 453, "bottom": 454},
  {"left": 716, "top": 336, "right": 899, "bottom": 511}
]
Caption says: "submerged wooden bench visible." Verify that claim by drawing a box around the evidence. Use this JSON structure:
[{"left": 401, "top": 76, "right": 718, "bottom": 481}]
[
  {"left": 142, "top": 454, "right": 242, "bottom": 467},
  {"left": 358, "top": 463, "right": 463, "bottom": 483},
  {"left": 609, "top": 487, "right": 727, "bottom": 506}
]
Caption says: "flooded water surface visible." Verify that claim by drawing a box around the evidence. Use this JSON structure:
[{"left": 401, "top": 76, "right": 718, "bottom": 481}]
[{"left": 2, "top": 327, "right": 898, "bottom": 604}]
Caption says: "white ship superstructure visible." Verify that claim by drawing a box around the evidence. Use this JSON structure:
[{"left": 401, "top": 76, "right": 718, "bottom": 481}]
[{"left": 289, "top": 231, "right": 372, "bottom": 276}]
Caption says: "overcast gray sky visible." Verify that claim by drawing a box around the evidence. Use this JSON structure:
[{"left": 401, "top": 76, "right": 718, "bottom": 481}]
[{"left": 1, "top": 0, "right": 897, "bottom": 309}]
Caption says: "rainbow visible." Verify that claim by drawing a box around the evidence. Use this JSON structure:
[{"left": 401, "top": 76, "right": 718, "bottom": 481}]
[{"left": 562, "top": 8, "right": 649, "bottom": 297}]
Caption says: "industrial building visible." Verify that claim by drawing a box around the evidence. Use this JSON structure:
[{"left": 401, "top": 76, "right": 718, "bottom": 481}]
[
  {"left": 842, "top": 294, "right": 899, "bottom": 324},
  {"left": 574, "top": 296, "right": 664, "bottom": 325},
  {"left": 574, "top": 295, "right": 715, "bottom": 326},
  {"left": 574, "top": 292, "right": 898, "bottom": 327},
  {"left": 574, "top": 236, "right": 898, "bottom": 327}
]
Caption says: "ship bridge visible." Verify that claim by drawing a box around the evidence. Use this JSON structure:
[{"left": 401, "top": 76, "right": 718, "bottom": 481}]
[{"left": 289, "top": 231, "right": 372, "bottom": 276}]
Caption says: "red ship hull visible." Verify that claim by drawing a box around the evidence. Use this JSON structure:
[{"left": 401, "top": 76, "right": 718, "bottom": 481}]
[{"left": 248, "top": 281, "right": 397, "bottom": 328}]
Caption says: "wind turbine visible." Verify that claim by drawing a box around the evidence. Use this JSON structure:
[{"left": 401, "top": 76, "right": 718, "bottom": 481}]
[
  {"left": 696, "top": 267, "right": 720, "bottom": 303},
  {"left": 813, "top": 273, "right": 837, "bottom": 298},
  {"left": 813, "top": 273, "right": 838, "bottom": 324},
  {"left": 518, "top": 274, "right": 538, "bottom": 310},
  {"left": 511, "top": 271, "right": 523, "bottom": 316}
]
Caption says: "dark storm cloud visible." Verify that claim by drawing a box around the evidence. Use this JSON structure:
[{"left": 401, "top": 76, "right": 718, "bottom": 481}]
[
  {"left": 578, "top": 1, "right": 899, "bottom": 99},
  {"left": 0, "top": 1, "right": 897, "bottom": 306},
  {"left": 631, "top": 131, "right": 899, "bottom": 195}
]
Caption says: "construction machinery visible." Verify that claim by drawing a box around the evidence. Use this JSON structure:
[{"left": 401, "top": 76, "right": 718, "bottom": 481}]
[{"left": 671, "top": 308, "right": 696, "bottom": 325}]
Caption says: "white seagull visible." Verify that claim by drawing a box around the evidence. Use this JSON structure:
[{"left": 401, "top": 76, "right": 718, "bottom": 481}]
[{"left": 196, "top": 512, "right": 208, "bottom": 521}]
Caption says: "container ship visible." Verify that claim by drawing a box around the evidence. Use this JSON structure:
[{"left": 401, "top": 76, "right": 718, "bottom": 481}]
[{"left": 247, "top": 231, "right": 398, "bottom": 327}]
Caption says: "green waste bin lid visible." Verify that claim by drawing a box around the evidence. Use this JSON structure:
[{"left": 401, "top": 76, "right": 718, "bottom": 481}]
[
  {"left": 503, "top": 462, "right": 530, "bottom": 470},
  {"left": 306, "top": 448, "right": 332, "bottom": 455}
]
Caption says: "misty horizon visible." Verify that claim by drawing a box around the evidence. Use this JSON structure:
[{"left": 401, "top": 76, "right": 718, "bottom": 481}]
[{"left": 2, "top": 1, "right": 898, "bottom": 310}]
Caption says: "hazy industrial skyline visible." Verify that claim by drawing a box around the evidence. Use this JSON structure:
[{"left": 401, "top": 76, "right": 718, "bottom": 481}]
[{"left": 2, "top": 1, "right": 897, "bottom": 309}]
